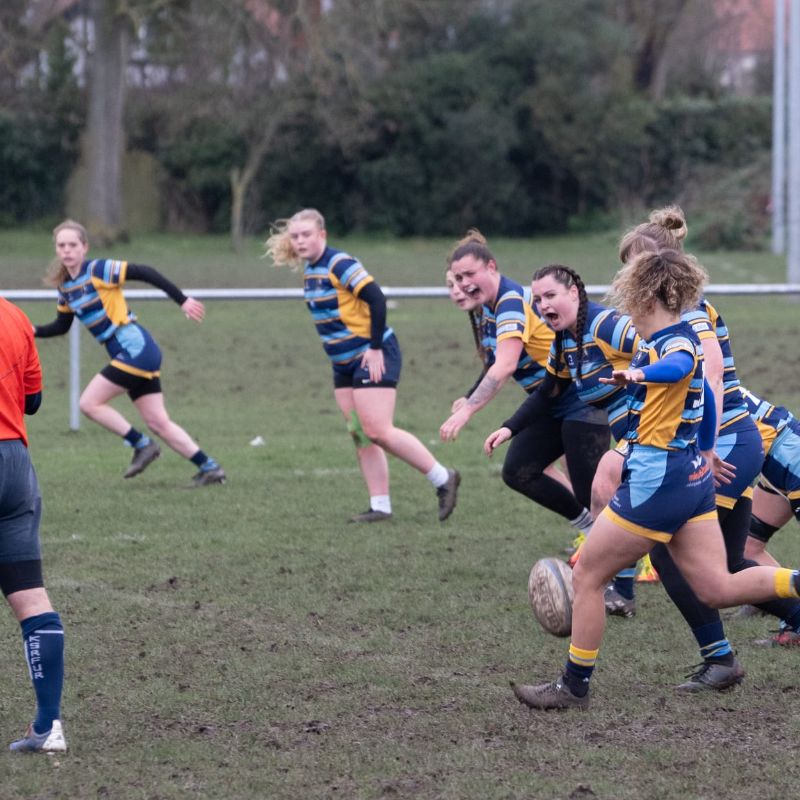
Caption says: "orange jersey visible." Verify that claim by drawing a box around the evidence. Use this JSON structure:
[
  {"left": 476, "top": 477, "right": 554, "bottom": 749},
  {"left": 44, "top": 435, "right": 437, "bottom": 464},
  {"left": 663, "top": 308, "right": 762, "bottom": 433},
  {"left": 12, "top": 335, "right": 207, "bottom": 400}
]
[{"left": 0, "top": 298, "right": 42, "bottom": 445}]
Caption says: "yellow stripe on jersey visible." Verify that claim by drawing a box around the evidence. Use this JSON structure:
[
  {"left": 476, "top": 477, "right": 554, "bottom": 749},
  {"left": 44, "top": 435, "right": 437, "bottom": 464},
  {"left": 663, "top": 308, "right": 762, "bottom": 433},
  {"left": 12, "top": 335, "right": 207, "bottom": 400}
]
[
  {"left": 329, "top": 273, "right": 374, "bottom": 339},
  {"left": 522, "top": 313, "right": 559, "bottom": 374},
  {"left": 94, "top": 262, "right": 131, "bottom": 327}
]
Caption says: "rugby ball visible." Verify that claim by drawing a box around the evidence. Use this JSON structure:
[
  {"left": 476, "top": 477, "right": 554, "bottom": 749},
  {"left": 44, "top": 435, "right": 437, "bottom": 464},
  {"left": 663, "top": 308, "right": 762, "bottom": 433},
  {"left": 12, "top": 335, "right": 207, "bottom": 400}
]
[{"left": 528, "top": 557, "right": 574, "bottom": 637}]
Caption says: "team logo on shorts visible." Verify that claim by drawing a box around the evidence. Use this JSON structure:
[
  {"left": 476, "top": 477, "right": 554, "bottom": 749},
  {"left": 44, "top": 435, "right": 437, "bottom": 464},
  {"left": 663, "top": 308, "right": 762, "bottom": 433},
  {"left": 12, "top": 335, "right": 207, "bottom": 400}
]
[{"left": 687, "top": 455, "right": 710, "bottom": 484}]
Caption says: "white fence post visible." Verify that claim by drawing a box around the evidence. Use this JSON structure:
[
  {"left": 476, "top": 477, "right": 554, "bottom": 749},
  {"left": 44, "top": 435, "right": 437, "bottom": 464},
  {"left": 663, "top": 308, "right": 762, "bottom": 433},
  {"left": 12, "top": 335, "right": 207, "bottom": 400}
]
[{"left": 69, "top": 322, "right": 81, "bottom": 431}]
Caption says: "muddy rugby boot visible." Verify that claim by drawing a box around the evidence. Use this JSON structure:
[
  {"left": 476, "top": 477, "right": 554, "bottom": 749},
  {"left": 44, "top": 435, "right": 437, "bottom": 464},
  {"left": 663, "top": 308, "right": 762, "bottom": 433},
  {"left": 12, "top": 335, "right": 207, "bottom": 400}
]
[
  {"left": 675, "top": 658, "right": 745, "bottom": 692},
  {"left": 123, "top": 441, "right": 161, "bottom": 478},
  {"left": 754, "top": 628, "right": 800, "bottom": 647},
  {"left": 511, "top": 678, "right": 590, "bottom": 710},
  {"left": 191, "top": 466, "right": 227, "bottom": 487},
  {"left": 436, "top": 468, "right": 460, "bottom": 521},
  {"left": 348, "top": 509, "right": 392, "bottom": 523},
  {"left": 604, "top": 584, "right": 636, "bottom": 618}
]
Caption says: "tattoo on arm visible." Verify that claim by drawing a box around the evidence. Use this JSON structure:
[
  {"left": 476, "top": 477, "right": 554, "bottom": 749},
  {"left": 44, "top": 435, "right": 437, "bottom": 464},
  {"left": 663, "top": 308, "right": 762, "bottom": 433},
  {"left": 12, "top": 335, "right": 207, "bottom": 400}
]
[{"left": 467, "top": 375, "right": 501, "bottom": 407}]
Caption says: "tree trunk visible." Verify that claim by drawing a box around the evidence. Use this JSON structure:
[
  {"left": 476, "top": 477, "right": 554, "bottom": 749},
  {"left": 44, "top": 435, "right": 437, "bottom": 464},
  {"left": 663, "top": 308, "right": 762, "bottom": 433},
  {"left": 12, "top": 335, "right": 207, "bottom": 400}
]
[
  {"left": 84, "top": 0, "right": 130, "bottom": 245},
  {"left": 229, "top": 116, "right": 282, "bottom": 252},
  {"left": 230, "top": 167, "right": 247, "bottom": 254}
]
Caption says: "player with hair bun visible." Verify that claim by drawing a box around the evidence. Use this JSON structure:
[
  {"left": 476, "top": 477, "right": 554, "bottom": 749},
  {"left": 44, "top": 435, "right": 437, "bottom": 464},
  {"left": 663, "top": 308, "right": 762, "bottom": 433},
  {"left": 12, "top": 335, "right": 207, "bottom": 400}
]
[
  {"left": 603, "top": 206, "right": 800, "bottom": 688},
  {"left": 441, "top": 231, "right": 609, "bottom": 540},
  {"left": 510, "top": 246, "right": 800, "bottom": 710},
  {"left": 265, "top": 208, "right": 459, "bottom": 523},
  {"left": 35, "top": 220, "right": 225, "bottom": 487}
]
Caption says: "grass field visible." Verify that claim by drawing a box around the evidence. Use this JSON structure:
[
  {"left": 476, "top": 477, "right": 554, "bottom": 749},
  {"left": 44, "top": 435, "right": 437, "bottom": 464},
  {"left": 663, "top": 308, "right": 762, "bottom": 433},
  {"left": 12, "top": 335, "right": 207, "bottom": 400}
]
[{"left": 2, "top": 230, "right": 800, "bottom": 799}]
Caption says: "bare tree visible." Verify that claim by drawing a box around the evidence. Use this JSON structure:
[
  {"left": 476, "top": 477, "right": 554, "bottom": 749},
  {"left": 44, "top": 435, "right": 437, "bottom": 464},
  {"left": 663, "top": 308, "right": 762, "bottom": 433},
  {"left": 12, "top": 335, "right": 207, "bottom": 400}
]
[
  {"left": 84, "top": 0, "right": 132, "bottom": 244},
  {"left": 615, "top": 0, "right": 740, "bottom": 100}
]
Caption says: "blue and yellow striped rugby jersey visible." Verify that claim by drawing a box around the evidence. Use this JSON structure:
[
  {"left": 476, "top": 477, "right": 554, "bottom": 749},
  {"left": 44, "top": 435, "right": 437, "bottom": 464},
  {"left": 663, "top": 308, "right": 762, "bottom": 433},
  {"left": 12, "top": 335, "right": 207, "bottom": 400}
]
[
  {"left": 57, "top": 259, "right": 134, "bottom": 343},
  {"left": 681, "top": 299, "right": 749, "bottom": 431},
  {"left": 625, "top": 321, "right": 705, "bottom": 450},
  {"left": 544, "top": 302, "right": 638, "bottom": 432},
  {"left": 739, "top": 385, "right": 793, "bottom": 453},
  {"left": 303, "top": 246, "right": 393, "bottom": 365},
  {"left": 479, "top": 275, "right": 557, "bottom": 393}
]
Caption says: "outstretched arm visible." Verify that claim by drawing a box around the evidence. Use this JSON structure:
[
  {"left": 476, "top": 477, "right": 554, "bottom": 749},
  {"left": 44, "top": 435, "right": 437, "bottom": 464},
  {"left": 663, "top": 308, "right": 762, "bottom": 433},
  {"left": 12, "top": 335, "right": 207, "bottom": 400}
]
[
  {"left": 126, "top": 264, "right": 204, "bottom": 322},
  {"left": 34, "top": 311, "right": 73, "bottom": 338},
  {"left": 439, "top": 337, "right": 523, "bottom": 441}
]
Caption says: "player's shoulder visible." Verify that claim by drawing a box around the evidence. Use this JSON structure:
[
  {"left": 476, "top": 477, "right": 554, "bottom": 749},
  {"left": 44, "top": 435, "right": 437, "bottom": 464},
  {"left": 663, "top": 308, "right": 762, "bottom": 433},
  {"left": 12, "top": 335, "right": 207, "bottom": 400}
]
[{"left": 0, "top": 296, "right": 32, "bottom": 326}]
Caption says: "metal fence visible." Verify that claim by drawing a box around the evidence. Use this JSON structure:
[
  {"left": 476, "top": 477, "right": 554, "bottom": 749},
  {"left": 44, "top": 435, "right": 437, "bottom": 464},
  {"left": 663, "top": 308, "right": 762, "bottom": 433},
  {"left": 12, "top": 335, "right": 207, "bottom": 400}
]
[{"left": 5, "top": 284, "right": 800, "bottom": 430}]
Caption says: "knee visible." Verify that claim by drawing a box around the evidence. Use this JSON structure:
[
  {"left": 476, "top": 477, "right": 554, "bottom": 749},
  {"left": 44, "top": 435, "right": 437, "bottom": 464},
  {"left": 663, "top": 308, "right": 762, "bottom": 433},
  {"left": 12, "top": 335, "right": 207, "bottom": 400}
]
[
  {"left": 79, "top": 396, "right": 97, "bottom": 417},
  {"left": 691, "top": 576, "right": 728, "bottom": 608},
  {"left": 571, "top": 559, "right": 605, "bottom": 595},
  {"left": 359, "top": 421, "right": 387, "bottom": 448},
  {"left": 501, "top": 460, "right": 541, "bottom": 492}
]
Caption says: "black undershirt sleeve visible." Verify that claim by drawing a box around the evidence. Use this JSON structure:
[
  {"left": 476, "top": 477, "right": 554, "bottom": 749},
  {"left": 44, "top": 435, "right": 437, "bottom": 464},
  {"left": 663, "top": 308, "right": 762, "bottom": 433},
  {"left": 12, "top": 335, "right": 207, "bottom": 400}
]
[
  {"left": 501, "top": 373, "right": 570, "bottom": 435},
  {"left": 126, "top": 263, "right": 188, "bottom": 306},
  {"left": 358, "top": 282, "right": 387, "bottom": 349},
  {"left": 34, "top": 311, "right": 73, "bottom": 338}
]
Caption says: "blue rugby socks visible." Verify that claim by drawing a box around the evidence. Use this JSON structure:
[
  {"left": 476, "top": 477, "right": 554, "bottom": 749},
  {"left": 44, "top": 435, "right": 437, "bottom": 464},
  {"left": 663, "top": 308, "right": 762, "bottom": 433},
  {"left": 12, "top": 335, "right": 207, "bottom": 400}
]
[
  {"left": 562, "top": 644, "right": 598, "bottom": 697},
  {"left": 692, "top": 621, "right": 734, "bottom": 665},
  {"left": 21, "top": 612, "right": 65, "bottom": 734},
  {"left": 190, "top": 450, "right": 220, "bottom": 472},
  {"left": 612, "top": 566, "right": 636, "bottom": 600},
  {"left": 124, "top": 427, "right": 151, "bottom": 449}
]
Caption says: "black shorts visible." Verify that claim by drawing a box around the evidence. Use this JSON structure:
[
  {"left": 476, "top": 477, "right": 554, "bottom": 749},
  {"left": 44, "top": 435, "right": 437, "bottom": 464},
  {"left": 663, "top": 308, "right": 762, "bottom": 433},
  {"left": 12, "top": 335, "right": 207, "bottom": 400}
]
[
  {"left": 332, "top": 334, "right": 401, "bottom": 389},
  {"left": 101, "top": 364, "right": 162, "bottom": 401}
]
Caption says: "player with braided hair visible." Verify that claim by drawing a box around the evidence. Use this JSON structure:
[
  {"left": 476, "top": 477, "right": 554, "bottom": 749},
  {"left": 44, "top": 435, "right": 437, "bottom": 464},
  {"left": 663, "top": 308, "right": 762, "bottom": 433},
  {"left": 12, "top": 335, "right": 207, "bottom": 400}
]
[
  {"left": 510, "top": 246, "right": 800, "bottom": 711},
  {"left": 441, "top": 232, "right": 609, "bottom": 535},
  {"left": 444, "top": 268, "right": 581, "bottom": 533},
  {"left": 598, "top": 206, "right": 800, "bottom": 689},
  {"left": 483, "top": 263, "right": 651, "bottom": 599}
]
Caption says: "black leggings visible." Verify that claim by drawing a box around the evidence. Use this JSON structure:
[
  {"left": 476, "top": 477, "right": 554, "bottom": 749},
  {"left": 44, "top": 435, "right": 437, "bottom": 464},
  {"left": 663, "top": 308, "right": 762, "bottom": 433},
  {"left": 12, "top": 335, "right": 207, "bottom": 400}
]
[
  {"left": 651, "top": 496, "right": 800, "bottom": 631},
  {"left": 502, "top": 417, "right": 610, "bottom": 521}
]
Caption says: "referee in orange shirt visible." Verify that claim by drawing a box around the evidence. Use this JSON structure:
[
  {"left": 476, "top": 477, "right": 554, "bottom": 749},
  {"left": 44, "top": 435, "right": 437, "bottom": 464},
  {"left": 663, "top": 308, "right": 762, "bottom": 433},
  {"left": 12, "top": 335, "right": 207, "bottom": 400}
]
[{"left": 0, "top": 297, "right": 67, "bottom": 753}]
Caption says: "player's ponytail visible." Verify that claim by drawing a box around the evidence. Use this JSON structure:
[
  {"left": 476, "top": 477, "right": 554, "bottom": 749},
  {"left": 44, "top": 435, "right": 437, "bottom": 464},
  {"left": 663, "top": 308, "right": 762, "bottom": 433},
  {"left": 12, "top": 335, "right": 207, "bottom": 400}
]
[{"left": 264, "top": 208, "right": 325, "bottom": 270}]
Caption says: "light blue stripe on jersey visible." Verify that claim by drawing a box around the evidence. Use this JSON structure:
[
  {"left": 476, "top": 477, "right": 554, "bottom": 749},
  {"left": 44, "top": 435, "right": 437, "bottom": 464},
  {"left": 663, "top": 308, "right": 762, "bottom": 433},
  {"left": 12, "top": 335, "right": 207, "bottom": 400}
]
[
  {"left": 331, "top": 342, "right": 370, "bottom": 363},
  {"left": 311, "top": 306, "right": 340, "bottom": 320},
  {"left": 609, "top": 315, "right": 632, "bottom": 350},
  {"left": 338, "top": 262, "right": 368, "bottom": 289},
  {"left": 306, "top": 287, "right": 337, "bottom": 300},
  {"left": 321, "top": 329, "right": 354, "bottom": 342}
]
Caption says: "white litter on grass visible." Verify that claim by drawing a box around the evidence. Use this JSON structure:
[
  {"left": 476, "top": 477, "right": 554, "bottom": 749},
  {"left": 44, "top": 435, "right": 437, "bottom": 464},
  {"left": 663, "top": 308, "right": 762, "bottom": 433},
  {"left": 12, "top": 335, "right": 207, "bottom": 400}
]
[{"left": 250, "top": 436, "right": 266, "bottom": 446}]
